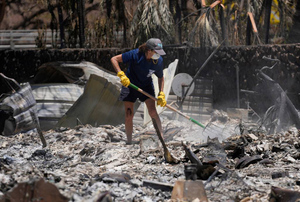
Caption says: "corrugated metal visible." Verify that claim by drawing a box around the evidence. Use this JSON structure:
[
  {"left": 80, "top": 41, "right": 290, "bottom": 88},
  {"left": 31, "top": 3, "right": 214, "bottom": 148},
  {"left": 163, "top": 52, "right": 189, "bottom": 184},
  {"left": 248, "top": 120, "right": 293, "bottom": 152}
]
[
  {"left": 1, "top": 83, "right": 39, "bottom": 135},
  {"left": 31, "top": 84, "right": 84, "bottom": 130}
]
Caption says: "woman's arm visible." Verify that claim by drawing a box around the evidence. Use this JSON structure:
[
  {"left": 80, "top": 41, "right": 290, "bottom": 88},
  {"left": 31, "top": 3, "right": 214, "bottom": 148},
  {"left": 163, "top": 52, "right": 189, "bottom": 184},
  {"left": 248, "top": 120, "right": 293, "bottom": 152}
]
[
  {"left": 111, "top": 54, "right": 123, "bottom": 73},
  {"left": 158, "top": 77, "right": 164, "bottom": 92},
  {"left": 111, "top": 54, "right": 130, "bottom": 87}
]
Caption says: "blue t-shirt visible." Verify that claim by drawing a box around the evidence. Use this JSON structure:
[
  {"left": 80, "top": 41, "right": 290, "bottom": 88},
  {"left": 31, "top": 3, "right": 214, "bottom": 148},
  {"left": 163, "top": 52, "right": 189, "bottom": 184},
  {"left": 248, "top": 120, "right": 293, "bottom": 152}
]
[{"left": 122, "top": 49, "right": 163, "bottom": 87}]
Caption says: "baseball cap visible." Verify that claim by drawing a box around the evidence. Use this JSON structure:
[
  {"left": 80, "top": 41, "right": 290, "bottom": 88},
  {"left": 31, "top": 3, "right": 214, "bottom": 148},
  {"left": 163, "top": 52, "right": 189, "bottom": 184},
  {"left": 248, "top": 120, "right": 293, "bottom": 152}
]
[{"left": 146, "top": 38, "right": 166, "bottom": 55}]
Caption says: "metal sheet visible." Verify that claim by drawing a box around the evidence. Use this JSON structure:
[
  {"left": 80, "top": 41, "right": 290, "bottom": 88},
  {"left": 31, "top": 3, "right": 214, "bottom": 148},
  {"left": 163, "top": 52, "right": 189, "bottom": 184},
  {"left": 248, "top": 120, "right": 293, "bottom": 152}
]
[
  {"left": 1, "top": 83, "right": 39, "bottom": 135},
  {"left": 57, "top": 74, "right": 139, "bottom": 128},
  {"left": 31, "top": 84, "right": 84, "bottom": 130},
  {"left": 31, "top": 84, "right": 83, "bottom": 102}
]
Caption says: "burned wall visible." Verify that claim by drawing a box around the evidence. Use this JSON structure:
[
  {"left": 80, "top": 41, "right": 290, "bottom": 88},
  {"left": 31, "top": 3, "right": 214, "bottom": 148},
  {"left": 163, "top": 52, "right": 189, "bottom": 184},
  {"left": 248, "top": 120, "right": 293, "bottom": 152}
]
[
  {"left": 0, "top": 44, "right": 299, "bottom": 113},
  {"left": 0, "top": 48, "right": 128, "bottom": 83}
]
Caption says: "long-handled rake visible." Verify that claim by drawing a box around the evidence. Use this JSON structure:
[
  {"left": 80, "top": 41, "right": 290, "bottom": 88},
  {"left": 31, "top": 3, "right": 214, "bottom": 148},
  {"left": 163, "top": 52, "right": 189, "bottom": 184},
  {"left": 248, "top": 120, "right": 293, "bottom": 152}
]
[
  {"left": 129, "top": 83, "right": 232, "bottom": 142},
  {"left": 129, "top": 83, "right": 206, "bottom": 128}
]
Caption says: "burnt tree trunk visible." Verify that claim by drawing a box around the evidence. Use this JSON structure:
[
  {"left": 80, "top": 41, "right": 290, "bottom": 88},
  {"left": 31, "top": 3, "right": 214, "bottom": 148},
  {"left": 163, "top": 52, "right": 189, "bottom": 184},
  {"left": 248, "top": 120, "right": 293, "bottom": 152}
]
[
  {"left": 263, "top": 0, "right": 272, "bottom": 44},
  {"left": 116, "top": 0, "right": 126, "bottom": 47},
  {"left": 246, "top": 15, "right": 252, "bottom": 45},
  {"left": 57, "top": 1, "right": 65, "bottom": 48},
  {"left": 170, "top": 0, "right": 182, "bottom": 44},
  {"left": 78, "top": 0, "right": 85, "bottom": 48}
]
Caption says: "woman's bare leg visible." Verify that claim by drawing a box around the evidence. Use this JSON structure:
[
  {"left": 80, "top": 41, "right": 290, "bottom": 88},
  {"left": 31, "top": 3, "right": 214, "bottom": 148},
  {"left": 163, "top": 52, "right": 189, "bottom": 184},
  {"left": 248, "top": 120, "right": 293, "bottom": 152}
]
[{"left": 124, "top": 101, "right": 134, "bottom": 144}]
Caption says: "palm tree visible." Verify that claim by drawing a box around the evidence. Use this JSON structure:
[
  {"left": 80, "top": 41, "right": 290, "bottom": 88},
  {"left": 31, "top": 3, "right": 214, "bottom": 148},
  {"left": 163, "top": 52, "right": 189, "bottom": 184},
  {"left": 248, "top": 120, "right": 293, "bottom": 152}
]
[
  {"left": 188, "top": 1, "right": 221, "bottom": 47},
  {"left": 186, "top": 0, "right": 297, "bottom": 47},
  {"left": 78, "top": 0, "right": 86, "bottom": 48},
  {"left": 130, "top": 0, "right": 175, "bottom": 47}
]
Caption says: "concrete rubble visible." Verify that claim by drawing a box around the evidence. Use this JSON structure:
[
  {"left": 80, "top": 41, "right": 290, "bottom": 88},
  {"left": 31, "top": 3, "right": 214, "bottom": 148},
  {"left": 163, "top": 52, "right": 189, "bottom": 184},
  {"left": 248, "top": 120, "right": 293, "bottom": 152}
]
[{"left": 0, "top": 112, "right": 299, "bottom": 201}]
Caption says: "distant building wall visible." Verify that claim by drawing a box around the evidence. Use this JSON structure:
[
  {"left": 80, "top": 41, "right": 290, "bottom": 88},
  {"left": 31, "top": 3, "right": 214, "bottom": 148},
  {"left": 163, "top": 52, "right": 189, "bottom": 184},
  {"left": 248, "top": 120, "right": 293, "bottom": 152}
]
[{"left": 0, "top": 44, "right": 299, "bottom": 112}]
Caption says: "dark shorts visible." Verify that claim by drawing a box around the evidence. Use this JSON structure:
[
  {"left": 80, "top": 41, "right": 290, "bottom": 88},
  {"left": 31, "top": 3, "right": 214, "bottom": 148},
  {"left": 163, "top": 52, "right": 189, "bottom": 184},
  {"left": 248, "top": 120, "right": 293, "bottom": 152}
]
[{"left": 119, "top": 84, "right": 155, "bottom": 102}]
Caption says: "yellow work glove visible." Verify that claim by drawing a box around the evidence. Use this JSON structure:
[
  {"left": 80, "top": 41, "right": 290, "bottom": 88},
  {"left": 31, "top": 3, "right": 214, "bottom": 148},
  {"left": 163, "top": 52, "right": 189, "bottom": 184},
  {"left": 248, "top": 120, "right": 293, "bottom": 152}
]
[
  {"left": 117, "top": 71, "right": 130, "bottom": 87},
  {"left": 157, "top": 91, "right": 166, "bottom": 107}
]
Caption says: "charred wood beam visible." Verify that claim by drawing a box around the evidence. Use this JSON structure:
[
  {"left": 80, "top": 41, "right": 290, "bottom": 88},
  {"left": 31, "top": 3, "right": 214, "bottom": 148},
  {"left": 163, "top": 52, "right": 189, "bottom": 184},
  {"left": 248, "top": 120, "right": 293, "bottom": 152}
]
[
  {"left": 31, "top": 111, "right": 47, "bottom": 147},
  {"left": 182, "top": 142, "right": 202, "bottom": 166},
  {"left": 204, "top": 166, "right": 220, "bottom": 185},
  {"left": 204, "top": 163, "right": 234, "bottom": 186}
]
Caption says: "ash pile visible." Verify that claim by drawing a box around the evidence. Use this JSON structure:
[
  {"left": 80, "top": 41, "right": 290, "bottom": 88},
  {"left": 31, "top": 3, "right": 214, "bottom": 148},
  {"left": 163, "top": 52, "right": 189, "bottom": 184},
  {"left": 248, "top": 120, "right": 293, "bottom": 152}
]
[
  {"left": 0, "top": 114, "right": 300, "bottom": 201},
  {"left": 0, "top": 59, "right": 300, "bottom": 201}
]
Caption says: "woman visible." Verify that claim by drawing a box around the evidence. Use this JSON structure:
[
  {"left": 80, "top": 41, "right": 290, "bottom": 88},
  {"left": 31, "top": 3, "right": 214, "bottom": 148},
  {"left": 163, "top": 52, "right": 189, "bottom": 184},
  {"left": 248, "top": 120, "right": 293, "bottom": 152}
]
[{"left": 111, "top": 38, "right": 167, "bottom": 144}]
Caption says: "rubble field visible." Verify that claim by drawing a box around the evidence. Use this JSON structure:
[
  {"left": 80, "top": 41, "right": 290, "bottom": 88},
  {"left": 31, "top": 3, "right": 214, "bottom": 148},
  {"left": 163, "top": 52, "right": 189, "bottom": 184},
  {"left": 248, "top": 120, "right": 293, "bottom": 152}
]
[{"left": 0, "top": 114, "right": 299, "bottom": 201}]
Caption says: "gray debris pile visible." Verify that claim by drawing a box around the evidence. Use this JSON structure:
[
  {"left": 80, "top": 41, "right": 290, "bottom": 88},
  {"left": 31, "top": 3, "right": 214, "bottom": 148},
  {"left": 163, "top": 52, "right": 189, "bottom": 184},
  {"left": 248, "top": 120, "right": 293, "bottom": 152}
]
[{"left": 0, "top": 116, "right": 299, "bottom": 201}]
